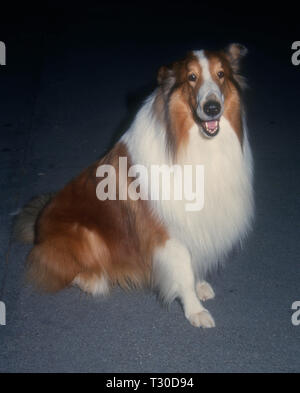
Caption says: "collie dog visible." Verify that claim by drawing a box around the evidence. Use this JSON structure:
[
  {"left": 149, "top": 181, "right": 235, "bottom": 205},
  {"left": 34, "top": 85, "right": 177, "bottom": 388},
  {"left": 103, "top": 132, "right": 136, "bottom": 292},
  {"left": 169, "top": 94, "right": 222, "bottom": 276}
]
[{"left": 15, "top": 43, "right": 254, "bottom": 328}]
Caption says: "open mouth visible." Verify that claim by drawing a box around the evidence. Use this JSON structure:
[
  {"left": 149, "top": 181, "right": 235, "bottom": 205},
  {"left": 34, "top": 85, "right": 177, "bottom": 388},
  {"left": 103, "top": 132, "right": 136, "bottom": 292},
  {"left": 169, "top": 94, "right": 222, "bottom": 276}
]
[{"left": 200, "top": 120, "right": 220, "bottom": 137}]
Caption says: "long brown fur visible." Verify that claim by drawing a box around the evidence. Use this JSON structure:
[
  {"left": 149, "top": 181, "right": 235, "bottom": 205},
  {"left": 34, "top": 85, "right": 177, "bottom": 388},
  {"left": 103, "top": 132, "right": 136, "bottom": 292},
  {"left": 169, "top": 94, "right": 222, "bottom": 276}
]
[{"left": 23, "top": 143, "right": 168, "bottom": 292}]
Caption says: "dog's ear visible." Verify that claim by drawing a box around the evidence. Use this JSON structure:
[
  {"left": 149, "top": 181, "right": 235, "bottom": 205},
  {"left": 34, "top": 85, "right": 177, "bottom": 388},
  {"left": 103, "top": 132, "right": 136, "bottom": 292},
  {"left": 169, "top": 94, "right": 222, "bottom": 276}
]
[
  {"left": 157, "top": 64, "right": 176, "bottom": 93},
  {"left": 225, "top": 43, "right": 248, "bottom": 89},
  {"left": 225, "top": 43, "right": 248, "bottom": 73}
]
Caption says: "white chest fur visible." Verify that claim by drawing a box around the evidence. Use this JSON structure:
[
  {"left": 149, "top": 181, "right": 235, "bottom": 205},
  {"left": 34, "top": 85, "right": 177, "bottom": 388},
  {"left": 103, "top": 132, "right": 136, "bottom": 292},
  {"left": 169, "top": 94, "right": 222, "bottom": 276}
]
[{"left": 122, "top": 97, "right": 254, "bottom": 276}]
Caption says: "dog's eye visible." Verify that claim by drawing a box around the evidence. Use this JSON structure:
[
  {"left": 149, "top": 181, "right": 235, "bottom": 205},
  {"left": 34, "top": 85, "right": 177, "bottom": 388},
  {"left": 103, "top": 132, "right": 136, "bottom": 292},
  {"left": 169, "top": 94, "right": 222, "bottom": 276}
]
[
  {"left": 188, "top": 73, "right": 197, "bottom": 82},
  {"left": 217, "top": 71, "right": 224, "bottom": 79}
]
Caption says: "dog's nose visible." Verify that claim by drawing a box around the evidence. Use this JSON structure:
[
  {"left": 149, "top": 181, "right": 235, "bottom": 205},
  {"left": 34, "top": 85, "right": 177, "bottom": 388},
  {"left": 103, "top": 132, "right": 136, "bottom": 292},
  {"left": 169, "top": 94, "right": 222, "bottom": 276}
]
[{"left": 203, "top": 101, "right": 221, "bottom": 117}]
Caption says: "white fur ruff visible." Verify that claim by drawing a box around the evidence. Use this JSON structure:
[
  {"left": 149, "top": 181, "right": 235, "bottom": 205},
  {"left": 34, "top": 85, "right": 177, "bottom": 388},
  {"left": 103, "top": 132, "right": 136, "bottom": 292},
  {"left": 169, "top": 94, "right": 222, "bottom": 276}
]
[{"left": 122, "top": 94, "right": 254, "bottom": 278}]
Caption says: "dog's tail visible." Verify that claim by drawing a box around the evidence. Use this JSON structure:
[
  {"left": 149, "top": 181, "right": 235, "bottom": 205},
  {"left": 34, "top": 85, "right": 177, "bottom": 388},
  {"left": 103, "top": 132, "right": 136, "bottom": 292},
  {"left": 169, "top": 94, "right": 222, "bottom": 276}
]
[{"left": 13, "top": 193, "right": 54, "bottom": 244}]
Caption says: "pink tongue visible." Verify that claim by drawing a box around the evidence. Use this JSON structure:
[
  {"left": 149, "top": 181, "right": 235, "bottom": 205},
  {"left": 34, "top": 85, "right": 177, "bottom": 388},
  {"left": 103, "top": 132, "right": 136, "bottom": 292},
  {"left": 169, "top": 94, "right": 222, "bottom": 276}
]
[{"left": 206, "top": 120, "right": 218, "bottom": 130}]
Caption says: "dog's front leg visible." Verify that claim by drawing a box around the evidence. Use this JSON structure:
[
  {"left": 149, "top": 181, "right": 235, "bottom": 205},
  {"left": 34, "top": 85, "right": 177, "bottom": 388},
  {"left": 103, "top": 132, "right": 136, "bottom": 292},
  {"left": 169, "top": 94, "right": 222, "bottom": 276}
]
[{"left": 153, "top": 239, "right": 215, "bottom": 328}]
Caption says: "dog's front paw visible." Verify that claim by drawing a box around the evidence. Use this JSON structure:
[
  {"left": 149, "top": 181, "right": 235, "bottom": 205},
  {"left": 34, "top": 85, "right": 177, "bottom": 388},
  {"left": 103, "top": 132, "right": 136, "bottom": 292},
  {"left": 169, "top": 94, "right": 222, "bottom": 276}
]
[
  {"left": 187, "top": 310, "right": 215, "bottom": 328},
  {"left": 196, "top": 281, "right": 215, "bottom": 301}
]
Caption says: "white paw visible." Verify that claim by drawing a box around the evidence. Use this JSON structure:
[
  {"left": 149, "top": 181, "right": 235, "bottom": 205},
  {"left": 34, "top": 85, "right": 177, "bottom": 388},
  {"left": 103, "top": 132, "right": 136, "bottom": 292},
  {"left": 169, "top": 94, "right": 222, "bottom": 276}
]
[
  {"left": 196, "top": 281, "right": 215, "bottom": 301},
  {"left": 73, "top": 274, "right": 110, "bottom": 296},
  {"left": 187, "top": 310, "right": 216, "bottom": 328}
]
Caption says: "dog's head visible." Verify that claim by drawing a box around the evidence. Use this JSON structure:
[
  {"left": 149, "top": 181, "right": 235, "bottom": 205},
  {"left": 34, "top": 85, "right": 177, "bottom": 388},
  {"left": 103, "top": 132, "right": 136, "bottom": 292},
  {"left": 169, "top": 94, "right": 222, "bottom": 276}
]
[{"left": 157, "top": 43, "right": 247, "bottom": 140}]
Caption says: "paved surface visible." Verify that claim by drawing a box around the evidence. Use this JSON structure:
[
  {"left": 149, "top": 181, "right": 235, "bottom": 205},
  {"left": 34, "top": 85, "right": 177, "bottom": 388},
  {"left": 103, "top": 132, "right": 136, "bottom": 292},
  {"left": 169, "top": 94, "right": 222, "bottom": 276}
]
[{"left": 0, "top": 4, "right": 299, "bottom": 372}]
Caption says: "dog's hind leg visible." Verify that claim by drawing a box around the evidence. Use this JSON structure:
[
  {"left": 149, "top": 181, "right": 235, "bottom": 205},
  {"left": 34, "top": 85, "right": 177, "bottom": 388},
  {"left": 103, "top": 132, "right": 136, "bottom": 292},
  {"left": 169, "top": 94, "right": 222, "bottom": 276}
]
[{"left": 153, "top": 239, "right": 215, "bottom": 328}]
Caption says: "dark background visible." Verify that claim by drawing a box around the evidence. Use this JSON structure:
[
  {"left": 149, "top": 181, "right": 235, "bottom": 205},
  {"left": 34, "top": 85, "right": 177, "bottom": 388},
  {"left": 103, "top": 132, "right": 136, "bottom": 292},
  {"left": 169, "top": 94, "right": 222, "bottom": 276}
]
[{"left": 0, "top": 1, "right": 299, "bottom": 372}]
